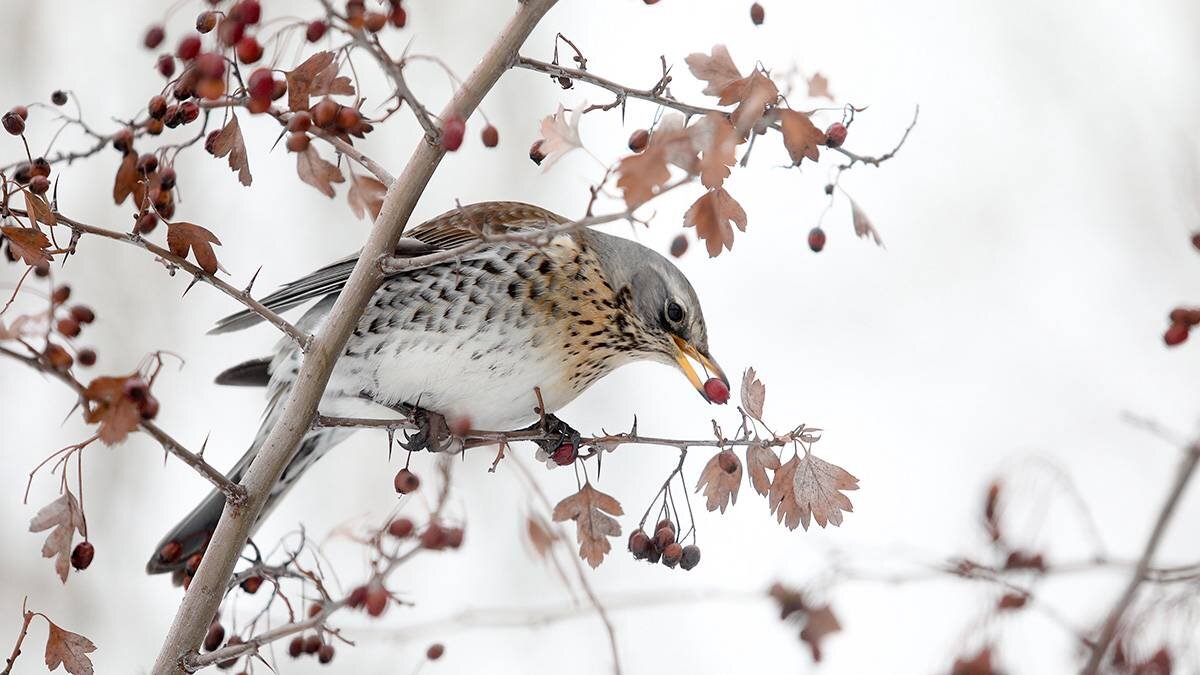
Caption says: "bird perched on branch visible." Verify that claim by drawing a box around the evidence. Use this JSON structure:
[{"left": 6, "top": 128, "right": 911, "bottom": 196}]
[{"left": 147, "top": 201, "right": 726, "bottom": 575}]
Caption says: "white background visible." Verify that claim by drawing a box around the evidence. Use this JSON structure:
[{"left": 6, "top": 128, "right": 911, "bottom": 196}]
[{"left": 2, "top": 0, "right": 1199, "bottom": 673}]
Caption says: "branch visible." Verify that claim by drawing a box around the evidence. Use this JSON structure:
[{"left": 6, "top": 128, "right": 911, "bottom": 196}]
[
  {"left": 515, "top": 56, "right": 718, "bottom": 118},
  {"left": 1080, "top": 439, "right": 1200, "bottom": 674},
  {"left": 150, "top": 2, "right": 561, "bottom": 672}
]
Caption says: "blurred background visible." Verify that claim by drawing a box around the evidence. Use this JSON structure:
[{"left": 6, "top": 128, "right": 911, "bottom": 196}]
[{"left": 2, "top": 0, "right": 1200, "bottom": 673}]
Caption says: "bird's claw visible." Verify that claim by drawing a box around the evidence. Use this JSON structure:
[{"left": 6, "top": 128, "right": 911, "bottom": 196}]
[
  {"left": 399, "top": 406, "right": 459, "bottom": 453},
  {"left": 529, "top": 413, "right": 582, "bottom": 456}
]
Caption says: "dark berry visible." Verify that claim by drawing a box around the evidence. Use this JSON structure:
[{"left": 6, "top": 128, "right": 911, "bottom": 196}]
[
  {"left": 628, "top": 129, "right": 650, "bottom": 152},
  {"left": 529, "top": 140, "right": 546, "bottom": 165},
  {"left": 204, "top": 623, "right": 225, "bottom": 651},
  {"left": 481, "top": 124, "right": 499, "bottom": 148},
  {"left": 51, "top": 90, "right": 68, "bottom": 106},
  {"left": 1165, "top": 322, "right": 1189, "bottom": 347},
  {"left": 157, "top": 54, "right": 177, "bottom": 78},
  {"left": 394, "top": 468, "right": 420, "bottom": 494},
  {"left": 750, "top": 2, "right": 764, "bottom": 25},
  {"left": 287, "top": 111, "right": 312, "bottom": 132},
  {"left": 70, "top": 542, "right": 94, "bottom": 570},
  {"left": 2, "top": 111, "right": 24, "bottom": 136},
  {"left": 29, "top": 175, "right": 50, "bottom": 195},
  {"left": 77, "top": 348, "right": 97, "bottom": 367},
  {"left": 306, "top": 20, "right": 328, "bottom": 42},
  {"left": 628, "top": 530, "right": 651, "bottom": 558},
  {"left": 825, "top": 122, "right": 847, "bottom": 148},
  {"left": 441, "top": 114, "right": 465, "bottom": 151},
  {"left": 56, "top": 318, "right": 81, "bottom": 338},
  {"left": 669, "top": 234, "right": 688, "bottom": 257},
  {"left": 387, "top": 517, "right": 415, "bottom": 538},
  {"left": 70, "top": 305, "right": 95, "bottom": 324},
  {"left": 661, "top": 542, "right": 683, "bottom": 568},
  {"left": 680, "top": 544, "right": 701, "bottom": 570},
  {"left": 177, "top": 35, "right": 202, "bottom": 61},
  {"left": 426, "top": 643, "right": 445, "bottom": 661},
  {"left": 318, "top": 644, "right": 335, "bottom": 664},
  {"left": 144, "top": 25, "right": 166, "bottom": 49},
  {"left": 288, "top": 636, "right": 304, "bottom": 658},
  {"left": 240, "top": 575, "right": 263, "bottom": 594},
  {"left": 808, "top": 226, "right": 826, "bottom": 252}
]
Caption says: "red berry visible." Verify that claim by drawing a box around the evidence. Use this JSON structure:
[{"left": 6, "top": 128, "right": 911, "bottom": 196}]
[
  {"left": 628, "top": 128, "right": 650, "bottom": 152},
  {"left": 218, "top": 17, "right": 245, "bottom": 47},
  {"left": 703, "top": 377, "right": 730, "bottom": 404},
  {"left": 2, "top": 111, "right": 24, "bottom": 136},
  {"left": 204, "top": 623, "right": 225, "bottom": 651},
  {"left": 389, "top": 6, "right": 407, "bottom": 28},
  {"left": 287, "top": 112, "right": 312, "bottom": 132},
  {"left": 287, "top": 637, "right": 304, "bottom": 658},
  {"left": 628, "top": 530, "right": 651, "bottom": 559},
  {"left": 236, "top": 36, "right": 262, "bottom": 64},
  {"left": 365, "top": 585, "right": 389, "bottom": 616},
  {"left": 308, "top": 602, "right": 323, "bottom": 618},
  {"left": 551, "top": 442, "right": 576, "bottom": 466},
  {"left": 57, "top": 318, "right": 81, "bottom": 338},
  {"left": 185, "top": 552, "right": 203, "bottom": 575},
  {"left": 387, "top": 517, "right": 415, "bottom": 538},
  {"left": 347, "top": 585, "right": 368, "bottom": 608},
  {"left": 236, "top": 0, "right": 262, "bottom": 24},
  {"left": 286, "top": 132, "right": 310, "bottom": 153},
  {"left": 177, "top": 35, "right": 202, "bottom": 60},
  {"left": 394, "top": 468, "right": 420, "bottom": 494},
  {"left": 157, "top": 54, "right": 177, "bottom": 78},
  {"left": 311, "top": 99, "right": 338, "bottom": 128},
  {"left": 661, "top": 542, "right": 683, "bottom": 568},
  {"left": 808, "top": 226, "right": 826, "bottom": 252},
  {"left": 318, "top": 644, "right": 335, "bottom": 664},
  {"left": 196, "top": 11, "right": 218, "bottom": 33},
  {"left": 70, "top": 305, "right": 95, "bottom": 324},
  {"left": 825, "top": 122, "right": 848, "bottom": 148},
  {"left": 180, "top": 101, "right": 200, "bottom": 123},
  {"left": 335, "top": 105, "right": 360, "bottom": 131},
  {"left": 144, "top": 25, "right": 166, "bottom": 49},
  {"left": 240, "top": 575, "right": 263, "bottom": 594},
  {"left": 29, "top": 175, "right": 50, "bottom": 195},
  {"left": 717, "top": 449, "right": 739, "bottom": 474},
  {"left": 51, "top": 285, "right": 71, "bottom": 304},
  {"left": 303, "top": 635, "right": 322, "bottom": 654},
  {"left": 148, "top": 95, "right": 168, "bottom": 119},
  {"left": 43, "top": 343, "right": 73, "bottom": 371},
  {"left": 70, "top": 542, "right": 94, "bottom": 570},
  {"left": 529, "top": 140, "right": 546, "bottom": 165},
  {"left": 306, "top": 20, "right": 328, "bottom": 42},
  {"left": 139, "top": 395, "right": 160, "bottom": 420},
  {"left": 365, "top": 11, "right": 387, "bottom": 32},
  {"left": 247, "top": 68, "right": 274, "bottom": 100},
  {"left": 159, "top": 540, "right": 182, "bottom": 563},
  {"left": 1165, "top": 322, "right": 1189, "bottom": 346},
  {"left": 750, "top": 2, "right": 764, "bottom": 25},
  {"left": 481, "top": 124, "right": 499, "bottom": 148},
  {"left": 136, "top": 209, "right": 161, "bottom": 234},
  {"left": 679, "top": 544, "right": 701, "bottom": 570},
  {"left": 426, "top": 643, "right": 445, "bottom": 661},
  {"left": 77, "top": 349, "right": 97, "bottom": 367},
  {"left": 420, "top": 523, "right": 446, "bottom": 550},
  {"left": 441, "top": 114, "right": 465, "bottom": 151}
]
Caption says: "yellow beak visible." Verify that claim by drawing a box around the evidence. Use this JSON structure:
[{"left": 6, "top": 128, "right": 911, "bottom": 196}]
[{"left": 671, "top": 334, "right": 728, "bottom": 403}]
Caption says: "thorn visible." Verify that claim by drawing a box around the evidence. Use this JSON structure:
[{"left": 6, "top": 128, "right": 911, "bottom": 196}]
[
  {"left": 199, "top": 433, "right": 211, "bottom": 458},
  {"left": 182, "top": 275, "right": 202, "bottom": 297},
  {"left": 244, "top": 266, "right": 262, "bottom": 295}
]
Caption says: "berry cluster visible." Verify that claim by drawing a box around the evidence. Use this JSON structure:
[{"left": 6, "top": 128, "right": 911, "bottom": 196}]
[
  {"left": 31, "top": 285, "right": 99, "bottom": 373},
  {"left": 1164, "top": 307, "right": 1200, "bottom": 346},
  {"left": 286, "top": 633, "right": 335, "bottom": 664},
  {"left": 627, "top": 519, "right": 701, "bottom": 570}
]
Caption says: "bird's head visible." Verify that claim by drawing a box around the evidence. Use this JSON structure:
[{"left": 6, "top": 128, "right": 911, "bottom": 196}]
[{"left": 589, "top": 231, "right": 729, "bottom": 404}]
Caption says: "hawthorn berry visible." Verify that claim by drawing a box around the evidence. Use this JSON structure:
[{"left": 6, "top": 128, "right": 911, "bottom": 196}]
[
  {"left": 70, "top": 305, "right": 96, "bottom": 323},
  {"left": 177, "top": 34, "right": 202, "bottom": 61},
  {"left": 481, "top": 124, "right": 499, "bottom": 148},
  {"left": 139, "top": 395, "right": 160, "bottom": 420},
  {"left": 420, "top": 523, "right": 447, "bottom": 550},
  {"left": 551, "top": 442, "right": 576, "bottom": 466},
  {"left": 70, "top": 542, "right": 94, "bottom": 570},
  {"left": 240, "top": 575, "right": 263, "bottom": 594},
  {"left": 57, "top": 318, "right": 81, "bottom": 338},
  {"left": 365, "top": 11, "right": 388, "bottom": 32},
  {"left": 180, "top": 101, "right": 200, "bottom": 123},
  {"left": 335, "top": 105, "right": 361, "bottom": 132},
  {"left": 2, "top": 111, "right": 24, "bottom": 136},
  {"left": 662, "top": 542, "right": 683, "bottom": 568},
  {"left": 148, "top": 95, "right": 168, "bottom": 119},
  {"left": 137, "top": 153, "right": 159, "bottom": 174},
  {"left": 306, "top": 20, "right": 328, "bottom": 42},
  {"left": 825, "top": 122, "right": 848, "bottom": 148},
  {"left": 236, "top": 0, "right": 262, "bottom": 24},
  {"left": 394, "top": 468, "right": 420, "bottom": 494},
  {"left": 29, "top": 175, "right": 50, "bottom": 195},
  {"left": 529, "top": 140, "right": 546, "bottom": 165},
  {"left": 51, "top": 285, "right": 71, "bottom": 304},
  {"left": 196, "top": 11, "right": 218, "bottom": 33},
  {"left": 444, "top": 526, "right": 465, "bottom": 549},
  {"left": 703, "top": 377, "right": 730, "bottom": 404},
  {"left": 44, "top": 344, "right": 73, "bottom": 371},
  {"left": 387, "top": 517, "right": 415, "bottom": 538},
  {"left": 77, "top": 349, "right": 97, "bottom": 367},
  {"left": 303, "top": 635, "right": 323, "bottom": 654},
  {"left": 669, "top": 234, "right": 688, "bottom": 258},
  {"left": 318, "top": 644, "right": 335, "bottom": 664},
  {"left": 204, "top": 623, "right": 225, "bottom": 651},
  {"left": 390, "top": 6, "right": 407, "bottom": 27},
  {"left": 144, "top": 25, "right": 166, "bottom": 49},
  {"left": 247, "top": 68, "right": 274, "bottom": 100},
  {"left": 365, "top": 585, "right": 389, "bottom": 616},
  {"left": 426, "top": 643, "right": 445, "bottom": 661},
  {"left": 136, "top": 209, "right": 160, "bottom": 234},
  {"left": 157, "top": 54, "right": 177, "bottom": 78},
  {"left": 628, "top": 529, "right": 651, "bottom": 559},
  {"left": 750, "top": 2, "right": 764, "bottom": 25},
  {"left": 628, "top": 128, "right": 650, "bottom": 152},
  {"left": 653, "top": 525, "right": 675, "bottom": 551},
  {"left": 185, "top": 552, "right": 203, "bottom": 575},
  {"left": 808, "top": 226, "right": 826, "bottom": 252},
  {"left": 112, "top": 128, "right": 133, "bottom": 152},
  {"left": 286, "top": 132, "right": 310, "bottom": 153},
  {"left": 347, "top": 585, "right": 368, "bottom": 608},
  {"left": 311, "top": 99, "right": 338, "bottom": 128},
  {"left": 679, "top": 544, "right": 701, "bottom": 570},
  {"left": 236, "top": 36, "right": 263, "bottom": 64},
  {"left": 51, "top": 90, "right": 68, "bottom": 106},
  {"left": 287, "top": 111, "right": 312, "bottom": 132},
  {"left": 1164, "top": 322, "right": 1189, "bottom": 346},
  {"left": 655, "top": 519, "right": 675, "bottom": 534},
  {"left": 718, "top": 449, "right": 739, "bottom": 474},
  {"left": 288, "top": 636, "right": 304, "bottom": 658},
  {"left": 160, "top": 167, "right": 177, "bottom": 189},
  {"left": 441, "top": 114, "right": 466, "bottom": 151}
]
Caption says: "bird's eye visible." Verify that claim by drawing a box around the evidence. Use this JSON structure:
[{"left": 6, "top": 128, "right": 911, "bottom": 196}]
[{"left": 665, "top": 300, "right": 685, "bottom": 324}]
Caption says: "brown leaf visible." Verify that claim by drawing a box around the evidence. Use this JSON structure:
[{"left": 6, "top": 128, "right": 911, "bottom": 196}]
[
  {"left": 800, "top": 605, "right": 841, "bottom": 662},
  {"left": 25, "top": 191, "right": 57, "bottom": 227},
  {"left": 850, "top": 199, "right": 884, "bottom": 247},
  {"left": 29, "top": 493, "right": 84, "bottom": 583},
  {"left": 725, "top": 71, "right": 779, "bottom": 136},
  {"left": 2, "top": 226, "right": 52, "bottom": 266},
  {"left": 210, "top": 114, "right": 252, "bottom": 186},
  {"left": 807, "top": 73, "right": 834, "bottom": 100},
  {"left": 537, "top": 104, "right": 583, "bottom": 168},
  {"left": 286, "top": 51, "right": 336, "bottom": 112},
  {"left": 111, "top": 151, "right": 139, "bottom": 205},
  {"left": 684, "top": 188, "right": 747, "bottom": 257},
  {"left": 347, "top": 174, "right": 387, "bottom": 220},
  {"left": 693, "top": 113, "right": 737, "bottom": 190},
  {"left": 740, "top": 367, "right": 766, "bottom": 420},
  {"left": 695, "top": 449, "right": 742, "bottom": 513},
  {"left": 526, "top": 514, "right": 556, "bottom": 559},
  {"left": 779, "top": 109, "right": 825, "bottom": 165},
  {"left": 296, "top": 146, "right": 345, "bottom": 198},
  {"left": 83, "top": 375, "right": 142, "bottom": 445},
  {"left": 551, "top": 483, "right": 623, "bottom": 568},
  {"left": 166, "top": 222, "right": 222, "bottom": 275},
  {"left": 44, "top": 619, "right": 96, "bottom": 675},
  {"left": 770, "top": 451, "right": 859, "bottom": 530},
  {"left": 685, "top": 45, "right": 744, "bottom": 98},
  {"left": 746, "top": 443, "right": 781, "bottom": 497},
  {"left": 616, "top": 147, "right": 670, "bottom": 210},
  {"left": 310, "top": 59, "right": 355, "bottom": 99}
]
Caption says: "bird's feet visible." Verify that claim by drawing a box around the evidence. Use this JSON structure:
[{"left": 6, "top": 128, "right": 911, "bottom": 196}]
[
  {"left": 528, "top": 413, "right": 582, "bottom": 466},
  {"left": 398, "top": 404, "right": 459, "bottom": 453}
]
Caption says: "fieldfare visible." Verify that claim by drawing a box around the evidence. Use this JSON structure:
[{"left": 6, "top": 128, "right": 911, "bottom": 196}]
[{"left": 147, "top": 201, "right": 726, "bottom": 574}]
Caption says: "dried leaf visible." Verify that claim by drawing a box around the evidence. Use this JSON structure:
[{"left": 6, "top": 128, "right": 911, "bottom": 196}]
[
  {"left": 210, "top": 114, "right": 252, "bottom": 186},
  {"left": 779, "top": 109, "right": 825, "bottom": 165},
  {"left": 807, "top": 73, "right": 834, "bottom": 100},
  {"left": 850, "top": 199, "right": 883, "bottom": 246},
  {"left": 740, "top": 367, "right": 766, "bottom": 420},
  {"left": 44, "top": 619, "right": 96, "bottom": 675},
  {"left": 2, "top": 226, "right": 52, "bottom": 266},
  {"left": 526, "top": 514, "right": 556, "bottom": 559},
  {"left": 83, "top": 375, "right": 142, "bottom": 445},
  {"left": 310, "top": 59, "right": 355, "bottom": 99},
  {"left": 684, "top": 188, "right": 747, "bottom": 257},
  {"left": 800, "top": 605, "right": 841, "bottom": 662},
  {"left": 166, "top": 222, "right": 223, "bottom": 275},
  {"left": 29, "top": 493, "right": 84, "bottom": 583},
  {"left": 111, "top": 151, "right": 139, "bottom": 205},
  {"left": 725, "top": 71, "right": 779, "bottom": 137},
  {"left": 0, "top": 313, "right": 41, "bottom": 341},
  {"left": 347, "top": 174, "right": 387, "bottom": 220},
  {"left": 616, "top": 147, "right": 670, "bottom": 209},
  {"left": 694, "top": 113, "right": 737, "bottom": 190},
  {"left": 296, "top": 146, "right": 345, "bottom": 198},
  {"left": 537, "top": 104, "right": 584, "bottom": 169},
  {"left": 286, "top": 51, "right": 336, "bottom": 112},
  {"left": 685, "top": 45, "right": 744, "bottom": 98},
  {"left": 551, "top": 483, "right": 623, "bottom": 568},
  {"left": 770, "top": 451, "right": 858, "bottom": 530},
  {"left": 24, "top": 191, "right": 57, "bottom": 227},
  {"left": 746, "top": 443, "right": 780, "bottom": 497},
  {"left": 695, "top": 450, "right": 742, "bottom": 513}
]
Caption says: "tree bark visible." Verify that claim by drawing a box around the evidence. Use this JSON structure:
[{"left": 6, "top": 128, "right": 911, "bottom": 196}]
[{"left": 150, "top": 2, "right": 559, "bottom": 671}]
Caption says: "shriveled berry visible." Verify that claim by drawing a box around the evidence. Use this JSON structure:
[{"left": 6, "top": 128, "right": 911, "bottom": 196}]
[
  {"left": 825, "top": 122, "right": 847, "bottom": 148},
  {"left": 196, "top": 11, "right": 218, "bottom": 33},
  {"left": 303, "top": 634, "right": 322, "bottom": 654},
  {"left": 669, "top": 234, "right": 688, "bottom": 258},
  {"left": 288, "top": 636, "right": 304, "bottom": 658},
  {"left": 387, "top": 517, "right": 415, "bottom": 538},
  {"left": 70, "top": 542, "right": 94, "bottom": 570},
  {"left": 426, "top": 643, "right": 445, "bottom": 661},
  {"left": 808, "top": 226, "right": 826, "bottom": 252},
  {"left": 628, "top": 128, "right": 650, "bottom": 152},
  {"left": 2, "top": 111, "right": 25, "bottom": 136},
  {"left": 441, "top": 114, "right": 466, "bottom": 151},
  {"left": 481, "top": 124, "right": 499, "bottom": 148},
  {"left": 204, "top": 622, "right": 225, "bottom": 651},
  {"left": 653, "top": 526, "right": 675, "bottom": 551},
  {"left": 750, "top": 2, "right": 764, "bottom": 25},
  {"left": 318, "top": 644, "right": 335, "bottom": 664},
  {"left": 77, "top": 348, "right": 97, "bottom": 367},
  {"left": 628, "top": 529, "right": 651, "bottom": 558},
  {"left": 529, "top": 140, "right": 546, "bottom": 165},
  {"left": 157, "top": 54, "right": 177, "bottom": 78},
  {"left": 138, "top": 153, "right": 159, "bottom": 175},
  {"left": 394, "top": 468, "right": 420, "bottom": 494},
  {"left": 1165, "top": 322, "right": 1189, "bottom": 346},
  {"left": 662, "top": 542, "right": 683, "bottom": 568},
  {"left": 177, "top": 34, "right": 202, "bottom": 60},
  {"left": 236, "top": 36, "right": 262, "bottom": 64},
  {"left": 57, "top": 318, "right": 81, "bottom": 338},
  {"left": 29, "top": 175, "right": 50, "bottom": 195},
  {"left": 311, "top": 99, "right": 338, "bottom": 128},
  {"left": 306, "top": 20, "right": 328, "bottom": 42},
  {"left": 287, "top": 111, "right": 312, "bottom": 133},
  {"left": 136, "top": 211, "right": 159, "bottom": 234},
  {"left": 240, "top": 575, "right": 263, "bottom": 594},
  {"left": 718, "top": 449, "right": 739, "bottom": 474},
  {"left": 365, "top": 585, "right": 389, "bottom": 616},
  {"left": 286, "top": 132, "right": 310, "bottom": 153},
  {"left": 679, "top": 544, "right": 701, "bottom": 570},
  {"left": 703, "top": 377, "right": 730, "bottom": 404},
  {"left": 180, "top": 101, "right": 200, "bottom": 123},
  {"left": 148, "top": 95, "right": 168, "bottom": 119},
  {"left": 145, "top": 25, "right": 166, "bottom": 49},
  {"left": 51, "top": 90, "right": 68, "bottom": 106},
  {"left": 159, "top": 540, "right": 183, "bottom": 563}
]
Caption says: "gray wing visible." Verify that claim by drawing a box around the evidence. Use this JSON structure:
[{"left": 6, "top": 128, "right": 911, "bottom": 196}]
[{"left": 208, "top": 201, "right": 565, "bottom": 335}]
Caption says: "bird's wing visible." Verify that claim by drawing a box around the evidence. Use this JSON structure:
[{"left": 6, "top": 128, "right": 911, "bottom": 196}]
[{"left": 209, "top": 202, "right": 566, "bottom": 334}]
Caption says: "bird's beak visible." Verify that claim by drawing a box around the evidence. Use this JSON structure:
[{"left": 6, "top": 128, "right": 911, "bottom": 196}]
[{"left": 671, "top": 334, "right": 728, "bottom": 403}]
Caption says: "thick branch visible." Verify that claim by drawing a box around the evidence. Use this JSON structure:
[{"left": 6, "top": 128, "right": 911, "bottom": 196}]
[{"left": 150, "top": 3, "right": 560, "bottom": 672}]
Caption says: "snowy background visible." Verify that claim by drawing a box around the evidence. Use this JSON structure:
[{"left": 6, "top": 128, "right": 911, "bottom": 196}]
[{"left": 2, "top": 0, "right": 1199, "bottom": 673}]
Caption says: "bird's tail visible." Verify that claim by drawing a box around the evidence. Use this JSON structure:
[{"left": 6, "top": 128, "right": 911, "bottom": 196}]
[{"left": 146, "top": 413, "right": 349, "bottom": 576}]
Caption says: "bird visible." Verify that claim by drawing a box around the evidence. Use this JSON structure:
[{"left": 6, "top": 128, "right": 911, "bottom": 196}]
[{"left": 146, "top": 201, "right": 726, "bottom": 575}]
